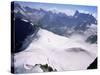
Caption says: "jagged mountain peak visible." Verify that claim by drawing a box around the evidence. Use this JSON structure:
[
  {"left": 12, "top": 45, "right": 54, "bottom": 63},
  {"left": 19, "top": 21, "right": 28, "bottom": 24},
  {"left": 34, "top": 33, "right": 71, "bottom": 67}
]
[{"left": 74, "top": 10, "right": 80, "bottom": 17}]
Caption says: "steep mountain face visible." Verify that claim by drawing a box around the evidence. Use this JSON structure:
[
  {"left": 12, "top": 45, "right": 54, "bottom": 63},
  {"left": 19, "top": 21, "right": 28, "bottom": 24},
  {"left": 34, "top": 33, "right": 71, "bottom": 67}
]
[{"left": 14, "top": 18, "right": 37, "bottom": 53}]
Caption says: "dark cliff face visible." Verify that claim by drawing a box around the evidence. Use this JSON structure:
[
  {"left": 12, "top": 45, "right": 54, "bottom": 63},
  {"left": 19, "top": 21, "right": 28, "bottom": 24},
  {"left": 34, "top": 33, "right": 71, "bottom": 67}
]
[
  {"left": 87, "top": 58, "right": 97, "bottom": 69},
  {"left": 14, "top": 18, "right": 35, "bottom": 53},
  {"left": 86, "top": 35, "right": 97, "bottom": 44}
]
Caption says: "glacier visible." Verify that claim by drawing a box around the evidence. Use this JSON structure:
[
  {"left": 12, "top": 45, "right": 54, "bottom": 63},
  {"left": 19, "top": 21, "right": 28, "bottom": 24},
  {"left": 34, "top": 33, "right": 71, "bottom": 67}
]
[{"left": 14, "top": 28, "right": 97, "bottom": 73}]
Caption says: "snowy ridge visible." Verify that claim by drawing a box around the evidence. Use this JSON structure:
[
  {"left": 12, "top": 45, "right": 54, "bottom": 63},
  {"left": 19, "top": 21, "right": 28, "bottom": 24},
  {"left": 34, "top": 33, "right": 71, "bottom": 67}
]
[{"left": 14, "top": 28, "right": 97, "bottom": 73}]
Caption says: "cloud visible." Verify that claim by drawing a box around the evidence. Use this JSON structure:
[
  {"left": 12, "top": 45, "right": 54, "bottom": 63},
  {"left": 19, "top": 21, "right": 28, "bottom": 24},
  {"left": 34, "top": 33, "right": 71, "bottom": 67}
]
[
  {"left": 79, "top": 10, "right": 97, "bottom": 18},
  {"left": 47, "top": 7, "right": 75, "bottom": 16},
  {"left": 62, "top": 9, "right": 75, "bottom": 16}
]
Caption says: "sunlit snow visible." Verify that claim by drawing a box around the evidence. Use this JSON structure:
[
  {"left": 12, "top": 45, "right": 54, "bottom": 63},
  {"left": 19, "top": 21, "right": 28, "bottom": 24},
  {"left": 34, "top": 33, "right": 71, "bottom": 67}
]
[{"left": 14, "top": 28, "right": 97, "bottom": 73}]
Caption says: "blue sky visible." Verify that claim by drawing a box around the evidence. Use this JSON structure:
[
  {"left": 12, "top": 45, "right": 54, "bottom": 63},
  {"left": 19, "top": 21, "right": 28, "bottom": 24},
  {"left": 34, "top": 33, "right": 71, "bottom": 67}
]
[{"left": 15, "top": 1, "right": 97, "bottom": 17}]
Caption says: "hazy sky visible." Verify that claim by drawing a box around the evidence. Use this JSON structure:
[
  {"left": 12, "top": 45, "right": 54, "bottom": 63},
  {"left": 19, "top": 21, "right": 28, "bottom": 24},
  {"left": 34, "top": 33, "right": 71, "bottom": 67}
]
[{"left": 15, "top": 1, "right": 97, "bottom": 17}]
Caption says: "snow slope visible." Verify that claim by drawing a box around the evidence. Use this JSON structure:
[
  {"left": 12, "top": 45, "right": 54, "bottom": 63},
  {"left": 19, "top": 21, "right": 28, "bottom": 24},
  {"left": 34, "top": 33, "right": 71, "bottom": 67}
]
[{"left": 14, "top": 28, "right": 97, "bottom": 73}]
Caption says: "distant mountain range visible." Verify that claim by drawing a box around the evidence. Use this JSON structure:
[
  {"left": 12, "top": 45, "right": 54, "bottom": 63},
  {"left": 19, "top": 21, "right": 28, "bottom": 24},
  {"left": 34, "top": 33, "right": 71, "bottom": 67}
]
[{"left": 14, "top": 3, "right": 97, "bottom": 37}]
